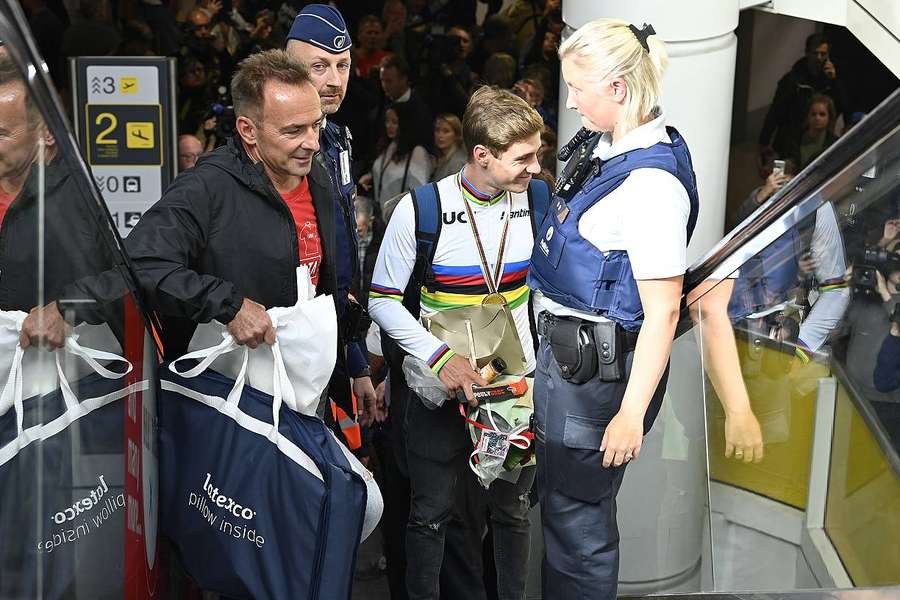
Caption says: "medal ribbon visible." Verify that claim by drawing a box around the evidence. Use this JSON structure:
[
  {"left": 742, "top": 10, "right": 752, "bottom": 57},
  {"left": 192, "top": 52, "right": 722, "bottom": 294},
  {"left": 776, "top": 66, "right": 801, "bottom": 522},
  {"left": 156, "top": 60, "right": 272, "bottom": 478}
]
[{"left": 460, "top": 185, "right": 512, "bottom": 301}]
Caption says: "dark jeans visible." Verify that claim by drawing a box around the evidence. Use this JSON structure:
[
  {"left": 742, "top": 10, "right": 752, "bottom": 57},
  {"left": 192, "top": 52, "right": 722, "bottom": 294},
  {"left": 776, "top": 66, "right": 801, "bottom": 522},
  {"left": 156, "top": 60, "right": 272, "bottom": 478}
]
[
  {"left": 533, "top": 339, "right": 667, "bottom": 600},
  {"left": 405, "top": 398, "right": 534, "bottom": 600}
]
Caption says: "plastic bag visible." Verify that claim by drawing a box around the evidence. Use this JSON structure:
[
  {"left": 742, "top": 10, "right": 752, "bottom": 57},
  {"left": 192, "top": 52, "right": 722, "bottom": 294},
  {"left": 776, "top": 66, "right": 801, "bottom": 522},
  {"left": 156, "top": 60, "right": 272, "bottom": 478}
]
[{"left": 401, "top": 354, "right": 464, "bottom": 409}]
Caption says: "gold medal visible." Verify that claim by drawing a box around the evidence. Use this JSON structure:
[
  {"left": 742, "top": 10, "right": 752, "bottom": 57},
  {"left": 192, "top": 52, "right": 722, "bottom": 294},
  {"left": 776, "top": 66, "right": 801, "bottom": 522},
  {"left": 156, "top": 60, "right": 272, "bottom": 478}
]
[{"left": 482, "top": 293, "right": 508, "bottom": 306}]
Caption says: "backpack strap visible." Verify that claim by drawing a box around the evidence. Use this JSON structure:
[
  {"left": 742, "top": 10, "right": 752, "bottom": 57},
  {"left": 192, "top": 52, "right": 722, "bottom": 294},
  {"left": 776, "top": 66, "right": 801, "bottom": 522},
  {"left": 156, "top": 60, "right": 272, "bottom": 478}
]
[
  {"left": 381, "top": 182, "right": 441, "bottom": 370},
  {"left": 403, "top": 182, "right": 442, "bottom": 319}
]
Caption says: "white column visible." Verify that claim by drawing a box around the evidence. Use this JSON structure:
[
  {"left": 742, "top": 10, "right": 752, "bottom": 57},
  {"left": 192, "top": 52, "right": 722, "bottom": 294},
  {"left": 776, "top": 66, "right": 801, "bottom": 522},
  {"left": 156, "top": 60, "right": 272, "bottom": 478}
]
[{"left": 559, "top": 0, "right": 739, "bottom": 262}]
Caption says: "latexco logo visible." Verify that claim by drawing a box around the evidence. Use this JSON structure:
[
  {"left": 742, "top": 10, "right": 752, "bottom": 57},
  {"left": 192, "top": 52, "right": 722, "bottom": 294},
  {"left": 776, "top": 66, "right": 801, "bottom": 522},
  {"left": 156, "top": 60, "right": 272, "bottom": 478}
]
[
  {"left": 51, "top": 475, "right": 109, "bottom": 524},
  {"left": 202, "top": 473, "right": 256, "bottom": 520}
]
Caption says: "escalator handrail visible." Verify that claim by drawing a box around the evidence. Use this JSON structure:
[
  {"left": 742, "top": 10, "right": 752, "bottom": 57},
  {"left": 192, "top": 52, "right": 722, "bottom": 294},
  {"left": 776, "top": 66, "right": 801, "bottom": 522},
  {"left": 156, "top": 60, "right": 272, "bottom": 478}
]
[{"left": 684, "top": 86, "right": 900, "bottom": 293}]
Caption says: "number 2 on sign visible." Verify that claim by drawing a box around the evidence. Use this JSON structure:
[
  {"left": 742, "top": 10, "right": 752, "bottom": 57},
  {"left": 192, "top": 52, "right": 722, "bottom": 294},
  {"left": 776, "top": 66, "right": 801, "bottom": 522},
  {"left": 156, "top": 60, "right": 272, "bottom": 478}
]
[{"left": 95, "top": 112, "right": 118, "bottom": 145}]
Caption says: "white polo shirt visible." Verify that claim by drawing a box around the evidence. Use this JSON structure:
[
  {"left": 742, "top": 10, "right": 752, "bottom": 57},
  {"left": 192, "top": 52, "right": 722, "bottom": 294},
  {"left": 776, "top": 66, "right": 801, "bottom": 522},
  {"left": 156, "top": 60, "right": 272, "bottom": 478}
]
[{"left": 536, "top": 111, "right": 692, "bottom": 321}]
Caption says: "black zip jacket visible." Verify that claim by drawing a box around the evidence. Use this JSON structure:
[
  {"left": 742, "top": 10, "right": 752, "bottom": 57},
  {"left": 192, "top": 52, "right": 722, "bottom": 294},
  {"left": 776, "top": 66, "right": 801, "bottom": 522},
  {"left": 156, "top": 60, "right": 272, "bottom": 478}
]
[
  {"left": 0, "top": 161, "right": 117, "bottom": 312},
  {"left": 759, "top": 57, "right": 850, "bottom": 156},
  {"left": 126, "top": 136, "right": 338, "bottom": 331}
]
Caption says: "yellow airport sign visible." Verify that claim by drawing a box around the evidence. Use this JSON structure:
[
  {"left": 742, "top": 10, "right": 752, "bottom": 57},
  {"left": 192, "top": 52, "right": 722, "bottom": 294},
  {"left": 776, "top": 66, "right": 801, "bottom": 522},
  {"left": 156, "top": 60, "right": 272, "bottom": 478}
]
[
  {"left": 120, "top": 76, "right": 138, "bottom": 94},
  {"left": 126, "top": 122, "right": 155, "bottom": 149}
]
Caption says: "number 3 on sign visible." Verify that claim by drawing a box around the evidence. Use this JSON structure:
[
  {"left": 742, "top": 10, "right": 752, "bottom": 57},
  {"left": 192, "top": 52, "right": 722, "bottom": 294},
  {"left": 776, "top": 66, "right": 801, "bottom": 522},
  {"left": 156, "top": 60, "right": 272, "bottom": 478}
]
[{"left": 95, "top": 112, "right": 118, "bottom": 145}]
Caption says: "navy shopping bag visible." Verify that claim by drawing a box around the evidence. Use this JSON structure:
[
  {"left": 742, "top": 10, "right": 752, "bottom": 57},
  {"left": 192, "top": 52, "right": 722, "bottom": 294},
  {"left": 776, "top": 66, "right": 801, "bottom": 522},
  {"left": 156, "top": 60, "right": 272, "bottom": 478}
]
[
  {"left": 0, "top": 332, "right": 142, "bottom": 600},
  {"left": 158, "top": 338, "right": 368, "bottom": 600}
]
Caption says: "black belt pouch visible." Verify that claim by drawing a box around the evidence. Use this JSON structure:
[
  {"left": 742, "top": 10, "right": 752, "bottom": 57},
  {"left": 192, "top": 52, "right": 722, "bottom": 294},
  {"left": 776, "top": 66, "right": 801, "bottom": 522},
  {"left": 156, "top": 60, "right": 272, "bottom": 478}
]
[
  {"left": 593, "top": 321, "right": 625, "bottom": 382},
  {"left": 548, "top": 319, "right": 597, "bottom": 384}
]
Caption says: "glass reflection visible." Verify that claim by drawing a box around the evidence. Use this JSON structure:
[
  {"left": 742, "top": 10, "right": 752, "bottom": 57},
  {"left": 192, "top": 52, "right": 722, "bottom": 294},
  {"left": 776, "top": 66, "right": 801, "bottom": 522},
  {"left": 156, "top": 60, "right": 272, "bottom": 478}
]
[
  {"left": 0, "top": 37, "right": 154, "bottom": 600},
  {"left": 688, "top": 279, "right": 764, "bottom": 464},
  {"left": 727, "top": 201, "right": 850, "bottom": 362},
  {"left": 690, "top": 96, "right": 900, "bottom": 590}
]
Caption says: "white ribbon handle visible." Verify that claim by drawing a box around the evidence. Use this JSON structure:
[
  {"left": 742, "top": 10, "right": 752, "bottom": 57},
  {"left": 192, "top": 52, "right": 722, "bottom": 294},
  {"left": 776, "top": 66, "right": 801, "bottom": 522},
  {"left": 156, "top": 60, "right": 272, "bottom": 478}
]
[
  {"left": 170, "top": 332, "right": 249, "bottom": 409},
  {"left": 270, "top": 340, "right": 286, "bottom": 435},
  {"left": 225, "top": 345, "right": 250, "bottom": 408},
  {"left": 0, "top": 333, "right": 134, "bottom": 430},
  {"left": 0, "top": 344, "right": 25, "bottom": 436},
  {"left": 64, "top": 335, "right": 134, "bottom": 379},
  {"left": 170, "top": 330, "right": 288, "bottom": 435},
  {"left": 169, "top": 332, "right": 240, "bottom": 378},
  {"left": 55, "top": 340, "right": 133, "bottom": 411}
]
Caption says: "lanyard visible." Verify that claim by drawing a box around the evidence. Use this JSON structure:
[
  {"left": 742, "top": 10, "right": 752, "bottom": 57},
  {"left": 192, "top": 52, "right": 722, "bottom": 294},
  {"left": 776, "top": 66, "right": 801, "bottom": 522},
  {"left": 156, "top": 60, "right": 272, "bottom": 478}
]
[{"left": 460, "top": 187, "right": 512, "bottom": 300}]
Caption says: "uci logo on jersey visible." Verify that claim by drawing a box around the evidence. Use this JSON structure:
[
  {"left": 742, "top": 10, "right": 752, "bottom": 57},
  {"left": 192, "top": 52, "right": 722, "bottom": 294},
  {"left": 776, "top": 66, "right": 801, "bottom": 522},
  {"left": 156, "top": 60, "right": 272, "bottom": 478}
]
[{"left": 442, "top": 211, "right": 469, "bottom": 225}]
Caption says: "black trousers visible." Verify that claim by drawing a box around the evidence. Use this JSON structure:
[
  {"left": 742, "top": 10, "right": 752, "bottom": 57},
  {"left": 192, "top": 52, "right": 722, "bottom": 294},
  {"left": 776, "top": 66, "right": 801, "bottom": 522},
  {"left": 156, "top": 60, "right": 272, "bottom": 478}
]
[
  {"left": 377, "top": 369, "right": 497, "bottom": 600},
  {"left": 404, "top": 398, "right": 534, "bottom": 600},
  {"left": 533, "top": 338, "right": 667, "bottom": 600}
]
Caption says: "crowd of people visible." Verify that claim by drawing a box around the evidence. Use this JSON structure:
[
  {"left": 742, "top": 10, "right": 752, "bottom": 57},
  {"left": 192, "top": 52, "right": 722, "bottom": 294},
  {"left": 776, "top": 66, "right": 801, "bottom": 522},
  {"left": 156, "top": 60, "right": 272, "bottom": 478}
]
[
  {"left": 23, "top": 0, "right": 563, "bottom": 182},
  {"left": 735, "top": 31, "right": 900, "bottom": 450}
]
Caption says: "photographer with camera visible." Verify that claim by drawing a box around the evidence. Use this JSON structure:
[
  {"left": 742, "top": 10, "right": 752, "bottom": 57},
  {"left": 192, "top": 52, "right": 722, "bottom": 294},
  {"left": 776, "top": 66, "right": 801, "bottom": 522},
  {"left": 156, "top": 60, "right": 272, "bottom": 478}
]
[
  {"left": 177, "top": 56, "right": 215, "bottom": 137},
  {"left": 199, "top": 85, "right": 236, "bottom": 151}
]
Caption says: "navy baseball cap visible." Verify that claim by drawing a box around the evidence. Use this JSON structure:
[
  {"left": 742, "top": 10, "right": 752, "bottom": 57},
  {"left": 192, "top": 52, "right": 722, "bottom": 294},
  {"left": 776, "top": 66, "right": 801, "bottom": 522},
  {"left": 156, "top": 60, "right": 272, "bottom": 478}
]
[{"left": 288, "top": 4, "right": 352, "bottom": 54}]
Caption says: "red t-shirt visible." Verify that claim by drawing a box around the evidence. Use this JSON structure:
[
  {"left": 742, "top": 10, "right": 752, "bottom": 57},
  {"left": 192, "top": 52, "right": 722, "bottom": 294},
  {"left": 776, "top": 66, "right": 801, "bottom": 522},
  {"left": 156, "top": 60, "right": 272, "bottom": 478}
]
[
  {"left": 0, "top": 188, "right": 16, "bottom": 228},
  {"left": 280, "top": 177, "right": 322, "bottom": 287},
  {"left": 355, "top": 50, "right": 392, "bottom": 78}
]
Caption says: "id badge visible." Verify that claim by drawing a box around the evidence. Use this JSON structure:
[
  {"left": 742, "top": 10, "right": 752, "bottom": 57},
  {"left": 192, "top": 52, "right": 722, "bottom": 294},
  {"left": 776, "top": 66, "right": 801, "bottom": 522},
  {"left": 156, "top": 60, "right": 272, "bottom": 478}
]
[
  {"left": 339, "top": 150, "right": 351, "bottom": 186},
  {"left": 554, "top": 197, "right": 570, "bottom": 223}
]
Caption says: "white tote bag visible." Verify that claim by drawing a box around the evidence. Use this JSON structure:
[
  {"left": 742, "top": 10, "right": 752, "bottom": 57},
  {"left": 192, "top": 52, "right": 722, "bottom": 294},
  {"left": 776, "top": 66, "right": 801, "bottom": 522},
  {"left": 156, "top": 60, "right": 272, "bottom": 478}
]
[
  {"left": 187, "top": 266, "right": 338, "bottom": 415},
  {"left": 0, "top": 310, "right": 134, "bottom": 423}
]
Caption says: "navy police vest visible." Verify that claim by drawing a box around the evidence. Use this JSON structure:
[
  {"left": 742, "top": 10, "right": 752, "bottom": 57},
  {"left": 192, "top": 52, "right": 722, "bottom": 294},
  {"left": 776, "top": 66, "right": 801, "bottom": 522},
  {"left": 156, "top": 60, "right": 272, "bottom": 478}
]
[
  {"left": 527, "top": 127, "right": 700, "bottom": 331},
  {"left": 321, "top": 120, "right": 358, "bottom": 299}
]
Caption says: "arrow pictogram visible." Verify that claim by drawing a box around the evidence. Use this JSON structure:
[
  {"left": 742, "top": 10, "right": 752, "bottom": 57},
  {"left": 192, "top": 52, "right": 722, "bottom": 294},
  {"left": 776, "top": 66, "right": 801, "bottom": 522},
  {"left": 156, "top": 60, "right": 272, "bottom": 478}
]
[{"left": 90, "top": 76, "right": 102, "bottom": 94}]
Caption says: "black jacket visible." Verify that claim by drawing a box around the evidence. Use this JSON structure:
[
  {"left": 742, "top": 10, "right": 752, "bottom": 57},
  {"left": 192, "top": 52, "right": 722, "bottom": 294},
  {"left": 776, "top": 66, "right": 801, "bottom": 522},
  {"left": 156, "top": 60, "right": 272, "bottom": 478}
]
[
  {"left": 126, "top": 136, "right": 338, "bottom": 332},
  {"left": 0, "top": 161, "right": 117, "bottom": 312},
  {"left": 759, "top": 58, "right": 849, "bottom": 156}
]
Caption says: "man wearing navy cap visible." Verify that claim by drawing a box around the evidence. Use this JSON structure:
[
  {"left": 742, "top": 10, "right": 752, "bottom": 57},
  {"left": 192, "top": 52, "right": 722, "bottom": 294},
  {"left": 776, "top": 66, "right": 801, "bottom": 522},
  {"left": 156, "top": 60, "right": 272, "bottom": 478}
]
[{"left": 286, "top": 5, "right": 377, "bottom": 429}]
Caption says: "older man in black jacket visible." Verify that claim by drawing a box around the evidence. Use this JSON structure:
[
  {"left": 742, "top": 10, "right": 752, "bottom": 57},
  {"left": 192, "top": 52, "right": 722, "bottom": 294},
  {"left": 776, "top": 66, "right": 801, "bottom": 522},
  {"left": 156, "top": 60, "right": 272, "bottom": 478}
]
[
  {"left": 0, "top": 50, "right": 123, "bottom": 348},
  {"left": 127, "top": 50, "right": 338, "bottom": 357}
]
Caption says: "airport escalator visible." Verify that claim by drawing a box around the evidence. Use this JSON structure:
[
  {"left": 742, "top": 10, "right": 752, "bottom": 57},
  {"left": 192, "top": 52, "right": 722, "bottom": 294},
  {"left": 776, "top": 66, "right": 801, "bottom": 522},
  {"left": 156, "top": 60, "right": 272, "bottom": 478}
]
[{"left": 1, "top": 0, "right": 899, "bottom": 597}]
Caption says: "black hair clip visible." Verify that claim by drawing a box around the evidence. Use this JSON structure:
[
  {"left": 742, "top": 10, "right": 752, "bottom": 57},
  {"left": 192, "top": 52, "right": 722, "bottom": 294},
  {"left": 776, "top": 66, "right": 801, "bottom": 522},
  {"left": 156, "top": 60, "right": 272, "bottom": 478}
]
[{"left": 628, "top": 23, "right": 656, "bottom": 52}]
